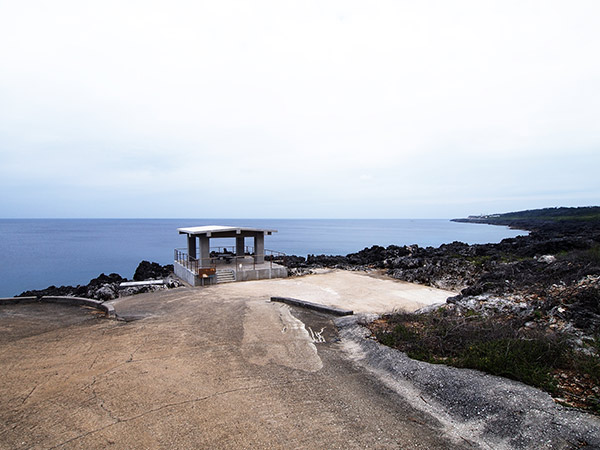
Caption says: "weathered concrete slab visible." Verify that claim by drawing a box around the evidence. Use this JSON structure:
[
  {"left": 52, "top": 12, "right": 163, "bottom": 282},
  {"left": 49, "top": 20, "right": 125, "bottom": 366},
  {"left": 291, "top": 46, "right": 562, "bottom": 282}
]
[
  {"left": 271, "top": 296, "right": 353, "bottom": 316},
  {"left": 217, "top": 270, "right": 455, "bottom": 314}
]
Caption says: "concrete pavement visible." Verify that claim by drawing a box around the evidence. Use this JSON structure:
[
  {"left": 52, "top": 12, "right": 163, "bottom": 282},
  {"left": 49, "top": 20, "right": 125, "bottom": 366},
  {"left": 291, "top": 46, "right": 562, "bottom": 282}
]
[
  {"left": 0, "top": 278, "right": 467, "bottom": 449},
  {"left": 1, "top": 271, "right": 599, "bottom": 449}
]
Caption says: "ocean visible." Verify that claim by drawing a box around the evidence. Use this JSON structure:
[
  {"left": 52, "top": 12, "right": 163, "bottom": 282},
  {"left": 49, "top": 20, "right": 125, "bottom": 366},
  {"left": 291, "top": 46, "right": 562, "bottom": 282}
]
[{"left": 0, "top": 219, "right": 525, "bottom": 297}]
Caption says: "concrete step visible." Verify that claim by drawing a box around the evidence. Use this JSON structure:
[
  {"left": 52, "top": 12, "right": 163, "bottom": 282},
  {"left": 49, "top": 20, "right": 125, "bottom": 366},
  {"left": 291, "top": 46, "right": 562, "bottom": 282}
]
[{"left": 216, "top": 270, "right": 236, "bottom": 283}]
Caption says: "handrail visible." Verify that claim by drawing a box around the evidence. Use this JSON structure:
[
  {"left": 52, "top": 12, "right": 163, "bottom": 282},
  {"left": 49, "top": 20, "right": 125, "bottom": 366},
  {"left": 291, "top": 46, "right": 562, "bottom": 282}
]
[{"left": 174, "top": 247, "right": 287, "bottom": 276}]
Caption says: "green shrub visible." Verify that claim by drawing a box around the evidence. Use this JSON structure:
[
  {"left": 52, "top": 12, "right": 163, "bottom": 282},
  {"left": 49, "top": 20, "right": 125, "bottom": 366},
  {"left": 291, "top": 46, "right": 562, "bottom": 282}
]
[
  {"left": 373, "top": 312, "right": 600, "bottom": 412},
  {"left": 456, "top": 338, "right": 563, "bottom": 393}
]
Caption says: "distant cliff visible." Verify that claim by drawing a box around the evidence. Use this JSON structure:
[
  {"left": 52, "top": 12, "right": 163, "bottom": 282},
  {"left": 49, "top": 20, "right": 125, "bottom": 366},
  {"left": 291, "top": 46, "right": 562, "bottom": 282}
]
[{"left": 452, "top": 206, "right": 600, "bottom": 233}]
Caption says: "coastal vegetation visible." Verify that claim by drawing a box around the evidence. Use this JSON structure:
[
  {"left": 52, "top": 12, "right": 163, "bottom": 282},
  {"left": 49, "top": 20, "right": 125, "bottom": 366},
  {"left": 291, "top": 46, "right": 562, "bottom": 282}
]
[
  {"left": 285, "top": 206, "right": 600, "bottom": 413},
  {"left": 453, "top": 206, "right": 600, "bottom": 229},
  {"left": 479, "top": 206, "right": 600, "bottom": 222},
  {"left": 370, "top": 310, "right": 600, "bottom": 413}
]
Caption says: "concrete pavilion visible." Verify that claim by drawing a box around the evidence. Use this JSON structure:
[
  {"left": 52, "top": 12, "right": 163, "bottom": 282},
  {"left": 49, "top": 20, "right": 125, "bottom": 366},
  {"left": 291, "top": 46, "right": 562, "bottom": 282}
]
[{"left": 174, "top": 225, "right": 288, "bottom": 286}]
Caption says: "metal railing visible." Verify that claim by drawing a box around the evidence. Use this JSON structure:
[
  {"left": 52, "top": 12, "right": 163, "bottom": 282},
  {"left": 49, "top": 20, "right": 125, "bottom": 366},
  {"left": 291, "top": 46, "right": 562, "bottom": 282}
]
[
  {"left": 174, "top": 249, "right": 214, "bottom": 276},
  {"left": 174, "top": 247, "right": 287, "bottom": 276},
  {"left": 209, "top": 245, "right": 255, "bottom": 255}
]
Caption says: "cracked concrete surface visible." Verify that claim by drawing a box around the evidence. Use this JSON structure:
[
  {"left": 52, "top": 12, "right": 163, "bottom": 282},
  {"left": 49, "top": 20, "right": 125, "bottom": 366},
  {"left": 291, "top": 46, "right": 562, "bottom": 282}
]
[
  {"left": 1, "top": 271, "right": 598, "bottom": 449},
  {"left": 0, "top": 273, "right": 467, "bottom": 449}
]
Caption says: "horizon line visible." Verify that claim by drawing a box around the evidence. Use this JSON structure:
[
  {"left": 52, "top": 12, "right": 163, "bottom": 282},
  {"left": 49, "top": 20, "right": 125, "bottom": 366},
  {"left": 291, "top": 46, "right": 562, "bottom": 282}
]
[{"left": 0, "top": 217, "right": 458, "bottom": 221}]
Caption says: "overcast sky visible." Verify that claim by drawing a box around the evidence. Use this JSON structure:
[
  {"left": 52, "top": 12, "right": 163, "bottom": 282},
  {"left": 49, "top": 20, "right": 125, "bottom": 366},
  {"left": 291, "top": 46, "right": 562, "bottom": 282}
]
[{"left": 1, "top": 1, "right": 599, "bottom": 219}]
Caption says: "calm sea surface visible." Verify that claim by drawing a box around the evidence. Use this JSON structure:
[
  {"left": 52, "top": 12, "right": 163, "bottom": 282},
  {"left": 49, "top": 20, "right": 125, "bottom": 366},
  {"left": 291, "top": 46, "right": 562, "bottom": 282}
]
[{"left": 0, "top": 219, "right": 525, "bottom": 297}]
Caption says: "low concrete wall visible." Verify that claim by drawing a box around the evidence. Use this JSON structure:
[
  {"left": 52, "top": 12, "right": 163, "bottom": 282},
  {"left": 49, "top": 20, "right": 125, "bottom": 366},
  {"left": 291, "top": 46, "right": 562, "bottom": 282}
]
[
  {"left": 174, "top": 260, "right": 287, "bottom": 286},
  {"left": 119, "top": 280, "right": 164, "bottom": 288},
  {"left": 0, "top": 296, "right": 116, "bottom": 318},
  {"left": 174, "top": 261, "right": 215, "bottom": 287},
  {"left": 271, "top": 296, "right": 353, "bottom": 316},
  {"left": 174, "top": 260, "right": 197, "bottom": 285},
  {"left": 237, "top": 266, "right": 288, "bottom": 282}
]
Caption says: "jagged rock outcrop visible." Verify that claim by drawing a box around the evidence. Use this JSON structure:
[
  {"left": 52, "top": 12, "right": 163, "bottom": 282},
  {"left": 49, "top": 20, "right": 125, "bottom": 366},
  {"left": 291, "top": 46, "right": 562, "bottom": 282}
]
[
  {"left": 133, "top": 261, "right": 174, "bottom": 281},
  {"left": 18, "top": 262, "right": 177, "bottom": 301},
  {"left": 282, "top": 213, "right": 600, "bottom": 342}
]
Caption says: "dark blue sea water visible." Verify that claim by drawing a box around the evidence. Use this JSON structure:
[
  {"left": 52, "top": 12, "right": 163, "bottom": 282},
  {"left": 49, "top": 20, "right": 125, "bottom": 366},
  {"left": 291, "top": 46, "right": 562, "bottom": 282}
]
[{"left": 0, "top": 219, "right": 525, "bottom": 297}]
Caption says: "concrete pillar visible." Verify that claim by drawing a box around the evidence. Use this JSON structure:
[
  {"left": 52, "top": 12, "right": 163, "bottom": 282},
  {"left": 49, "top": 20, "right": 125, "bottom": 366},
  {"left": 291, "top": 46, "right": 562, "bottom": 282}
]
[
  {"left": 187, "top": 235, "right": 197, "bottom": 260},
  {"left": 236, "top": 236, "right": 245, "bottom": 257},
  {"left": 254, "top": 233, "right": 265, "bottom": 264},
  {"left": 199, "top": 236, "right": 210, "bottom": 267}
]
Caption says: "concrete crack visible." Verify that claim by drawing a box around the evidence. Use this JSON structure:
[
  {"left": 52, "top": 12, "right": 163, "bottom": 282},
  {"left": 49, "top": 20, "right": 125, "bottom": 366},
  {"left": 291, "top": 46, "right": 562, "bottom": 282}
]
[
  {"left": 21, "top": 385, "right": 38, "bottom": 405},
  {"left": 81, "top": 376, "right": 97, "bottom": 392},
  {"left": 47, "top": 379, "right": 311, "bottom": 449},
  {"left": 88, "top": 355, "right": 99, "bottom": 370},
  {"left": 126, "top": 336, "right": 148, "bottom": 363},
  {"left": 98, "top": 399, "right": 120, "bottom": 423}
]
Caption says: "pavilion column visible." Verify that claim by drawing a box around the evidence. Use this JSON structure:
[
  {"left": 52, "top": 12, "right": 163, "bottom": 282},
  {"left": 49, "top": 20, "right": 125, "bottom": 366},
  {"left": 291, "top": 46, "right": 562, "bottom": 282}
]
[
  {"left": 254, "top": 233, "right": 265, "bottom": 264},
  {"left": 199, "top": 236, "right": 210, "bottom": 267},
  {"left": 187, "top": 235, "right": 197, "bottom": 260},
  {"left": 236, "top": 236, "right": 245, "bottom": 257}
]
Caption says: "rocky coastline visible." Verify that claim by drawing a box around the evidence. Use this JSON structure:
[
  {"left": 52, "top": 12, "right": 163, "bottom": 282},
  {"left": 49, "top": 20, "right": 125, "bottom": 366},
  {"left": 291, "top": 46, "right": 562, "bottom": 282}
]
[
  {"left": 285, "top": 209, "right": 600, "bottom": 332},
  {"left": 283, "top": 207, "right": 600, "bottom": 411},
  {"left": 17, "top": 207, "right": 600, "bottom": 343},
  {"left": 17, "top": 260, "right": 181, "bottom": 301},
  {"left": 11, "top": 207, "right": 600, "bottom": 412}
]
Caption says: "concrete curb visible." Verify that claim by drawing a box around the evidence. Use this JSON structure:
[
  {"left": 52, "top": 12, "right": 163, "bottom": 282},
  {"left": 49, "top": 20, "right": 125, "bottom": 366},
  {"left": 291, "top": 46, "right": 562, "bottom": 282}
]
[
  {"left": 0, "top": 296, "right": 38, "bottom": 304},
  {"left": 119, "top": 280, "right": 164, "bottom": 288},
  {"left": 271, "top": 296, "right": 353, "bottom": 316},
  {"left": 0, "top": 296, "right": 116, "bottom": 319}
]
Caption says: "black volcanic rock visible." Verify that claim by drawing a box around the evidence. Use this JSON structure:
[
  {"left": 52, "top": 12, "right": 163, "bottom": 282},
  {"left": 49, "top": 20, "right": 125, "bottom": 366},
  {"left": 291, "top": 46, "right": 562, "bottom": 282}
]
[
  {"left": 133, "top": 261, "right": 173, "bottom": 281},
  {"left": 306, "top": 254, "right": 349, "bottom": 267},
  {"left": 18, "top": 262, "right": 177, "bottom": 300},
  {"left": 19, "top": 284, "right": 79, "bottom": 299},
  {"left": 282, "top": 207, "right": 600, "bottom": 339},
  {"left": 89, "top": 273, "right": 126, "bottom": 286},
  {"left": 282, "top": 255, "right": 307, "bottom": 267}
]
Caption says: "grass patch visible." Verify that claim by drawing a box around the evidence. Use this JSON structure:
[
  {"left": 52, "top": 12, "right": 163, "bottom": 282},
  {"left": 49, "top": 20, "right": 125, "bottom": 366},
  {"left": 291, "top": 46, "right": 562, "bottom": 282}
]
[
  {"left": 557, "top": 245, "right": 600, "bottom": 265},
  {"left": 371, "top": 311, "right": 600, "bottom": 412},
  {"left": 457, "top": 338, "right": 562, "bottom": 393},
  {"left": 466, "top": 255, "right": 492, "bottom": 266}
]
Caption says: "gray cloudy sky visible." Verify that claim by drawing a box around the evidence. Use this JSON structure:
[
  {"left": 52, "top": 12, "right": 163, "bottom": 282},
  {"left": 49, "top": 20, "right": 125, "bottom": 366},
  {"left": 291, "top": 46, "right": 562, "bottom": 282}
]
[{"left": 1, "top": 0, "right": 599, "bottom": 218}]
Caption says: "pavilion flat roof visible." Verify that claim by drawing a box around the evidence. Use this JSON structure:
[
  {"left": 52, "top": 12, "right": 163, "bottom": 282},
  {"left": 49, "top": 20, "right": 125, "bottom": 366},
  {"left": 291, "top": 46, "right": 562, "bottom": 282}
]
[{"left": 177, "top": 225, "right": 277, "bottom": 236}]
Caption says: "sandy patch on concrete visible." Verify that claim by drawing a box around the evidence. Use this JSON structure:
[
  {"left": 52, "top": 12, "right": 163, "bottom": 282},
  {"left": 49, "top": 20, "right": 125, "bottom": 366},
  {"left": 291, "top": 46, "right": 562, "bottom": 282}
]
[
  {"left": 215, "top": 269, "right": 456, "bottom": 314},
  {"left": 242, "top": 300, "right": 323, "bottom": 372}
]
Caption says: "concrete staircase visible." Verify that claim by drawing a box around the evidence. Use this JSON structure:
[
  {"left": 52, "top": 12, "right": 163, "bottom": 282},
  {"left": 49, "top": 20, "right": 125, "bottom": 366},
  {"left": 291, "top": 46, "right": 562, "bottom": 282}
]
[{"left": 216, "top": 269, "right": 236, "bottom": 284}]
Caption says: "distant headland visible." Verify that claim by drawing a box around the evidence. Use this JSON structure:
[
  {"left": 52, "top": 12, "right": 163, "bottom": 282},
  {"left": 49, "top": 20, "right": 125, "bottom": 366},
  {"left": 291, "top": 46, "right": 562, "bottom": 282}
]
[{"left": 452, "top": 206, "right": 600, "bottom": 232}]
